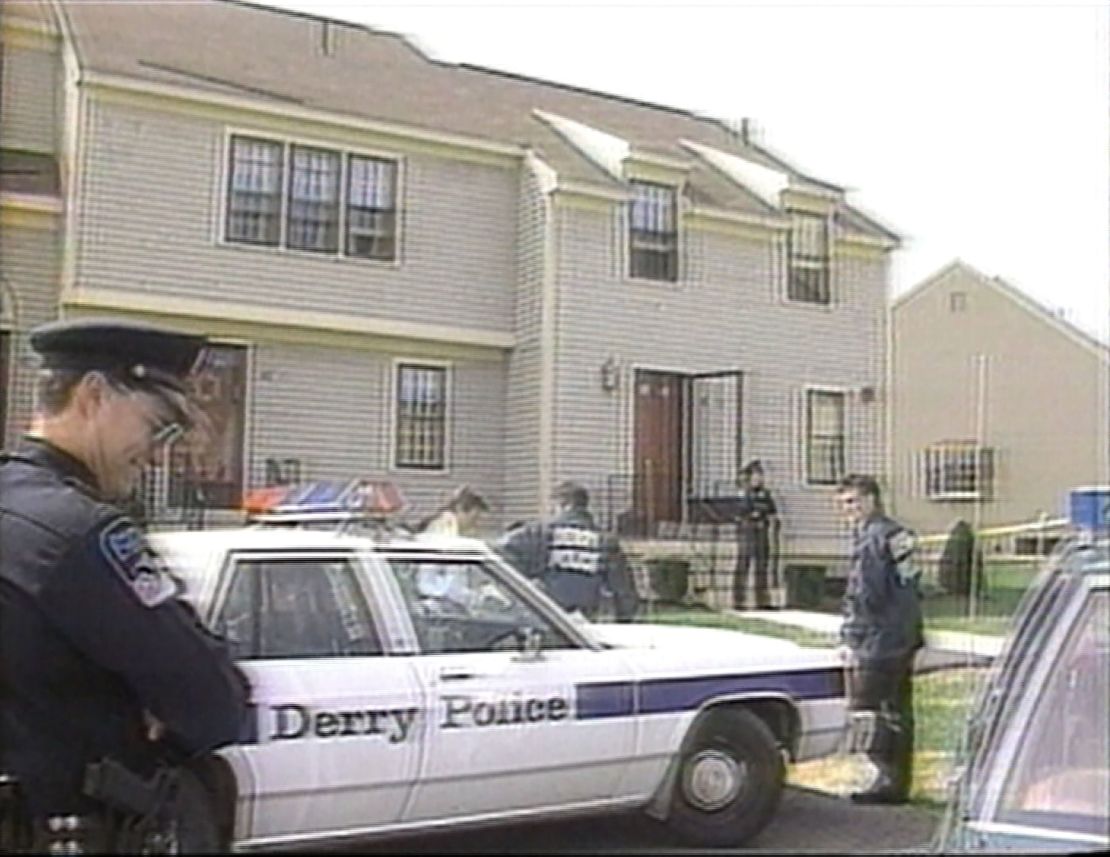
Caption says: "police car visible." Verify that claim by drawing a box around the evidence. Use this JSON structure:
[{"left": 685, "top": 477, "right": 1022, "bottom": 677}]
[
  {"left": 933, "top": 488, "right": 1110, "bottom": 853},
  {"left": 153, "top": 481, "right": 847, "bottom": 851}
]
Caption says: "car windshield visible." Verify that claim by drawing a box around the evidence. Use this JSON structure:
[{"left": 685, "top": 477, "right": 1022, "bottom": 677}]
[{"left": 990, "top": 580, "right": 1109, "bottom": 838}]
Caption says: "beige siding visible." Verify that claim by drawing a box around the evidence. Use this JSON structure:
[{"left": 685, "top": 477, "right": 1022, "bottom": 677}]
[
  {"left": 0, "top": 20, "right": 60, "bottom": 154},
  {"left": 75, "top": 98, "right": 517, "bottom": 333},
  {"left": 502, "top": 164, "right": 548, "bottom": 523},
  {"left": 551, "top": 204, "right": 888, "bottom": 555},
  {"left": 249, "top": 340, "right": 506, "bottom": 525},
  {"left": 0, "top": 222, "right": 61, "bottom": 440},
  {"left": 892, "top": 264, "right": 1109, "bottom": 535}
]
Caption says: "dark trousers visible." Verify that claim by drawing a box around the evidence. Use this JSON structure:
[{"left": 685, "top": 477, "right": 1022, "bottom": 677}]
[
  {"left": 848, "top": 654, "right": 917, "bottom": 798},
  {"left": 734, "top": 527, "right": 771, "bottom": 608}
]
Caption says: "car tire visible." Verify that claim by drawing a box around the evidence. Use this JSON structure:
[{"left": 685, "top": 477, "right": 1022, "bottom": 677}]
[
  {"left": 664, "top": 707, "right": 785, "bottom": 847},
  {"left": 171, "top": 770, "right": 225, "bottom": 854}
]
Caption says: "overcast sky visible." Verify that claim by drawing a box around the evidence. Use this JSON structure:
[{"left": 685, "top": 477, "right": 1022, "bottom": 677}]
[{"left": 249, "top": 0, "right": 1109, "bottom": 339}]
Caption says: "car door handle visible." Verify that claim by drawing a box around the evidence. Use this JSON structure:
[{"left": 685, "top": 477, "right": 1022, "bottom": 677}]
[{"left": 438, "top": 668, "right": 478, "bottom": 681}]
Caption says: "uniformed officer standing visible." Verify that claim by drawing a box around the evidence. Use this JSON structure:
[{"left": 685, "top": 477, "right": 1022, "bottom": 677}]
[
  {"left": 733, "top": 460, "right": 779, "bottom": 609},
  {"left": 0, "top": 319, "right": 251, "bottom": 852},
  {"left": 835, "top": 473, "right": 924, "bottom": 805},
  {"left": 497, "top": 481, "right": 639, "bottom": 622}
]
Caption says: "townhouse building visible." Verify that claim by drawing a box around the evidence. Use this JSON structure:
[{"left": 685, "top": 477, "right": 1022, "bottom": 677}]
[{"left": 1, "top": 0, "right": 898, "bottom": 582}]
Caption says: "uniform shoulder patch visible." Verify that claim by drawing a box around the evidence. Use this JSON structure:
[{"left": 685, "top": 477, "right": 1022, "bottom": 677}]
[
  {"left": 98, "top": 517, "right": 178, "bottom": 608},
  {"left": 887, "top": 529, "right": 916, "bottom": 563}
]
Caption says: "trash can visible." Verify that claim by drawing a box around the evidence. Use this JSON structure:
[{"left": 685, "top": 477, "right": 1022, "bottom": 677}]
[
  {"left": 785, "top": 565, "right": 826, "bottom": 609},
  {"left": 646, "top": 558, "right": 690, "bottom": 604}
]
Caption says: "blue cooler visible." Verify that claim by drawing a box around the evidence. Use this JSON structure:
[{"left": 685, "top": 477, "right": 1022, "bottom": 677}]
[{"left": 1067, "top": 486, "right": 1110, "bottom": 531}]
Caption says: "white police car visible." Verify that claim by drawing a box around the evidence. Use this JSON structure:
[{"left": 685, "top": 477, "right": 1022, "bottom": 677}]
[{"left": 153, "top": 481, "right": 847, "bottom": 851}]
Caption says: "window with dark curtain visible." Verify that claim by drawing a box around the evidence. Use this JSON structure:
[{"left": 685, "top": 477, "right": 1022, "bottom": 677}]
[
  {"left": 806, "top": 390, "right": 845, "bottom": 484},
  {"left": 226, "top": 136, "right": 283, "bottom": 245},
  {"left": 346, "top": 155, "right": 397, "bottom": 260},
  {"left": 287, "top": 145, "right": 341, "bottom": 253},
  {"left": 395, "top": 363, "right": 447, "bottom": 470},
  {"left": 168, "top": 343, "right": 248, "bottom": 509},
  {"left": 629, "top": 181, "right": 678, "bottom": 281},
  {"left": 788, "top": 210, "right": 830, "bottom": 304}
]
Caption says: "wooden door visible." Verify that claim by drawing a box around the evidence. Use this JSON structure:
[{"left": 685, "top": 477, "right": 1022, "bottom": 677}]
[{"left": 634, "top": 370, "right": 684, "bottom": 533}]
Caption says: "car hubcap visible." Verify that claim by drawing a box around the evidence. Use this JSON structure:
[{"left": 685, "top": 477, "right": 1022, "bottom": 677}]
[{"left": 682, "top": 748, "right": 745, "bottom": 812}]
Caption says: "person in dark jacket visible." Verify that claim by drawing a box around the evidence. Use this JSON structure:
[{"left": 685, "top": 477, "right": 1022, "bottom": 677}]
[
  {"left": 497, "top": 481, "right": 639, "bottom": 621},
  {"left": 835, "top": 473, "right": 924, "bottom": 805},
  {"left": 733, "top": 460, "right": 780, "bottom": 609},
  {"left": 0, "top": 319, "right": 251, "bottom": 852}
]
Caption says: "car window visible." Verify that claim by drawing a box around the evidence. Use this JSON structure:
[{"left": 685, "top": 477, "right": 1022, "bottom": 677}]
[
  {"left": 214, "top": 555, "right": 383, "bottom": 659},
  {"left": 996, "top": 588, "right": 1109, "bottom": 835},
  {"left": 387, "top": 558, "right": 575, "bottom": 655}
]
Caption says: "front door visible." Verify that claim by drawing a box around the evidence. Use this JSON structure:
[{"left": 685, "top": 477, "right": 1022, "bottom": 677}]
[{"left": 634, "top": 370, "right": 684, "bottom": 533}]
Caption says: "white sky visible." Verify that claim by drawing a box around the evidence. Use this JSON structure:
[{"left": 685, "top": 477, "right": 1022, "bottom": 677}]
[{"left": 250, "top": 0, "right": 1109, "bottom": 340}]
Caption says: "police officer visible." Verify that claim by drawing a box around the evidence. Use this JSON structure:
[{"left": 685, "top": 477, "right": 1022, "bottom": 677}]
[
  {"left": 0, "top": 319, "right": 251, "bottom": 852},
  {"left": 733, "top": 460, "right": 779, "bottom": 609},
  {"left": 835, "top": 473, "right": 924, "bottom": 805},
  {"left": 497, "top": 481, "right": 638, "bottom": 622}
]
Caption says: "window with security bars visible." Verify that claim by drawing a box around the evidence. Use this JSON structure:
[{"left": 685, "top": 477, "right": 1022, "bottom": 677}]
[
  {"left": 629, "top": 181, "right": 678, "bottom": 282},
  {"left": 347, "top": 155, "right": 397, "bottom": 260},
  {"left": 395, "top": 364, "right": 448, "bottom": 470},
  {"left": 226, "top": 136, "right": 283, "bottom": 245},
  {"left": 805, "top": 390, "right": 845, "bottom": 485},
  {"left": 923, "top": 442, "right": 994, "bottom": 500},
  {"left": 287, "top": 145, "right": 340, "bottom": 253},
  {"left": 788, "top": 210, "right": 830, "bottom": 305}
]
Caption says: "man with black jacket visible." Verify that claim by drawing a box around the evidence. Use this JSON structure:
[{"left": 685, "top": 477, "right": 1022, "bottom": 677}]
[
  {"left": 497, "top": 481, "right": 639, "bottom": 622},
  {"left": 836, "top": 473, "right": 924, "bottom": 805},
  {"left": 0, "top": 319, "right": 251, "bottom": 852}
]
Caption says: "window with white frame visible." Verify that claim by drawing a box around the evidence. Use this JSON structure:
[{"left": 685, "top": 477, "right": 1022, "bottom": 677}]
[
  {"left": 805, "top": 389, "right": 845, "bottom": 485},
  {"left": 287, "top": 145, "right": 341, "bottom": 253},
  {"left": 395, "top": 363, "right": 448, "bottom": 470},
  {"left": 346, "top": 155, "right": 397, "bottom": 260},
  {"left": 923, "top": 441, "right": 994, "bottom": 500},
  {"left": 224, "top": 135, "right": 398, "bottom": 261},
  {"left": 787, "top": 210, "right": 830, "bottom": 305},
  {"left": 226, "top": 136, "right": 283, "bottom": 245},
  {"left": 629, "top": 180, "right": 678, "bottom": 282}
]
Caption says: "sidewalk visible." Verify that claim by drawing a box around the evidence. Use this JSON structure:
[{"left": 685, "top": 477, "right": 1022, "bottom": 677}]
[{"left": 731, "top": 608, "right": 1006, "bottom": 658}]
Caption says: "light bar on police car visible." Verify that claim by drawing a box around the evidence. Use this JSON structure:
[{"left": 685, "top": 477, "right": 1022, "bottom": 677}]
[{"left": 244, "top": 479, "right": 406, "bottom": 523}]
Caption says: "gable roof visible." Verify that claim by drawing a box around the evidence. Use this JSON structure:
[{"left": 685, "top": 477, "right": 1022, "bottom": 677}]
[
  {"left": 55, "top": 0, "right": 895, "bottom": 240},
  {"left": 894, "top": 259, "right": 1110, "bottom": 358}
]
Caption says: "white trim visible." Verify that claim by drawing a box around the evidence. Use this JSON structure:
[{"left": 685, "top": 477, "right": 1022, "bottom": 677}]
[
  {"left": 80, "top": 70, "right": 524, "bottom": 161},
  {"left": 627, "top": 147, "right": 692, "bottom": 174},
  {"left": 0, "top": 12, "right": 58, "bottom": 39},
  {"left": 684, "top": 204, "right": 789, "bottom": 232},
  {"left": 533, "top": 109, "right": 628, "bottom": 182},
  {"left": 537, "top": 191, "right": 557, "bottom": 511},
  {"left": 0, "top": 193, "right": 63, "bottom": 214},
  {"left": 388, "top": 357, "right": 453, "bottom": 476},
  {"left": 59, "top": 287, "right": 515, "bottom": 350},
  {"left": 801, "top": 385, "right": 849, "bottom": 488},
  {"left": 680, "top": 140, "right": 788, "bottom": 209}
]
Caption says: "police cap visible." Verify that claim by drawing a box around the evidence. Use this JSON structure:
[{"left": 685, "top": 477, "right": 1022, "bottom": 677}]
[
  {"left": 740, "top": 459, "right": 763, "bottom": 476},
  {"left": 30, "top": 318, "right": 207, "bottom": 424}
]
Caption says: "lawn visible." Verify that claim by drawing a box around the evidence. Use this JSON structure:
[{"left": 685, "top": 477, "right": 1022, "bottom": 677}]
[{"left": 637, "top": 606, "right": 993, "bottom": 807}]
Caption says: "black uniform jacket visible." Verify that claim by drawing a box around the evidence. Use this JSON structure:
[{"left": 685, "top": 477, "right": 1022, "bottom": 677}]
[{"left": 0, "top": 439, "right": 249, "bottom": 816}]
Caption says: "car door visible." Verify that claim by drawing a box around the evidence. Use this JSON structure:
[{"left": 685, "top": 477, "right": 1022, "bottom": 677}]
[
  {"left": 381, "top": 552, "right": 639, "bottom": 823},
  {"left": 210, "top": 550, "right": 424, "bottom": 846}
]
